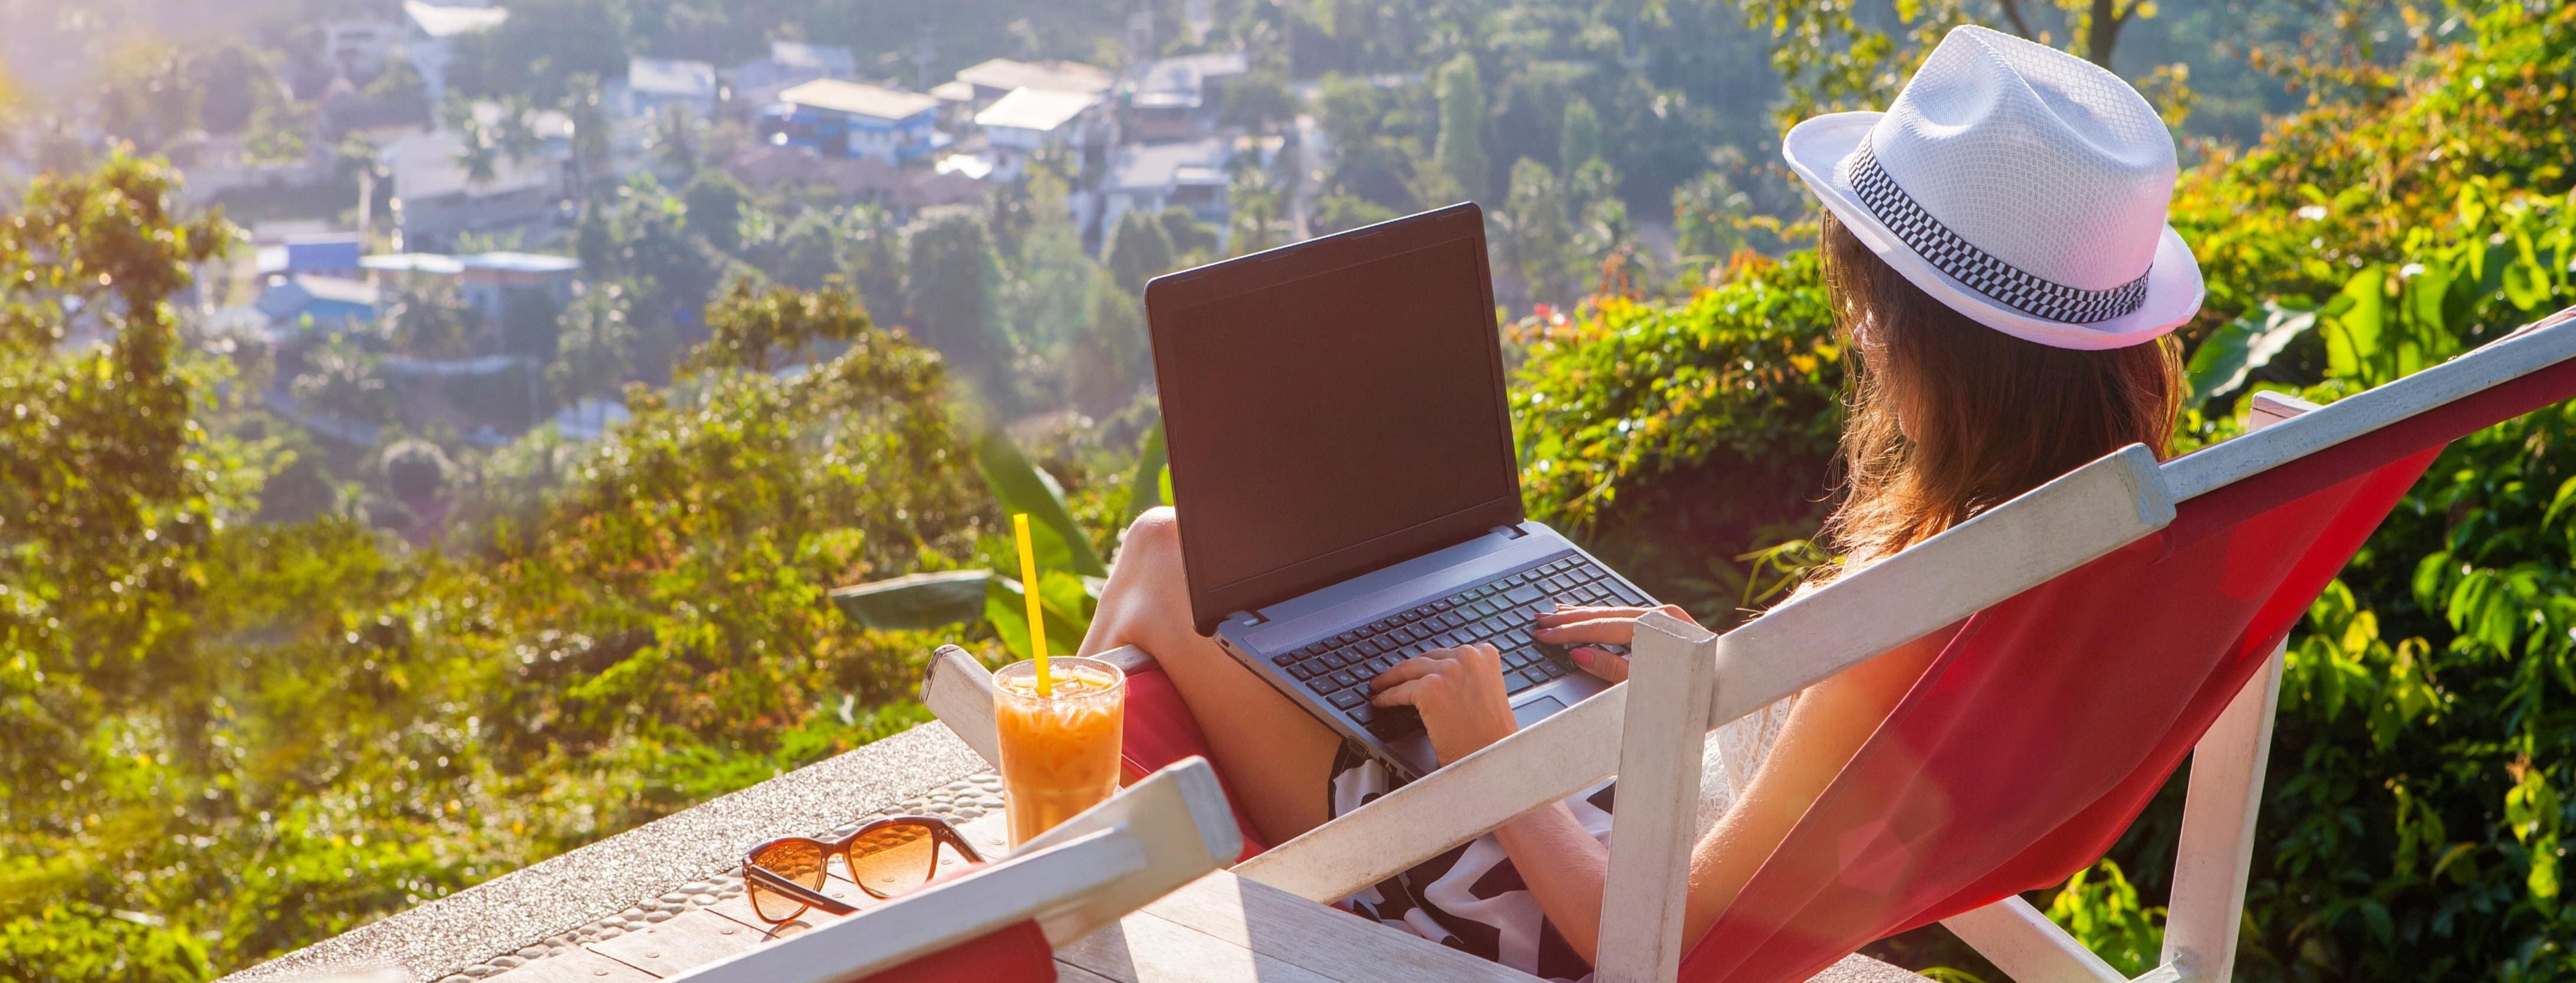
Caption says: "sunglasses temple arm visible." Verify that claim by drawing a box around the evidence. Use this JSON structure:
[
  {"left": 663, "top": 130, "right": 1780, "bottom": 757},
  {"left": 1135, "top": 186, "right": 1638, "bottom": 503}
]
[
  {"left": 941, "top": 826, "right": 988, "bottom": 863},
  {"left": 744, "top": 863, "right": 861, "bottom": 916}
]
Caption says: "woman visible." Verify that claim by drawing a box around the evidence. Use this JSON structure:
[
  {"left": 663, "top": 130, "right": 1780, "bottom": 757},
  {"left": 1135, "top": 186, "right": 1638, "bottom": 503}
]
[{"left": 1077, "top": 25, "right": 2204, "bottom": 979}]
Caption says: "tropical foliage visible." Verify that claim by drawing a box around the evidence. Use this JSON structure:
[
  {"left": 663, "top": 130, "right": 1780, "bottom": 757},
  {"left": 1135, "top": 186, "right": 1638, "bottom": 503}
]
[{"left": 1512, "top": 4, "right": 2576, "bottom": 978}]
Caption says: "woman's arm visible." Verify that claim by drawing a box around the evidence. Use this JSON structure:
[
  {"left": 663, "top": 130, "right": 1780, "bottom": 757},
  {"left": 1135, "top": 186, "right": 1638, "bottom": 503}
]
[
  {"left": 1481, "top": 624, "right": 1951, "bottom": 964},
  {"left": 1674, "top": 625, "right": 1949, "bottom": 951},
  {"left": 1373, "top": 615, "right": 1951, "bottom": 964}
]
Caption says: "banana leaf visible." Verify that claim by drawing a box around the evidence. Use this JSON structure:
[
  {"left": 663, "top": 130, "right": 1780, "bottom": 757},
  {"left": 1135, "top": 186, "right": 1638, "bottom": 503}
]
[
  {"left": 973, "top": 427, "right": 1108, "bottom": 577},
  {"left": 830, "top": 570, "right": 993, "bottom": 631},
  {"left": 984, "top": 569, "right": 1096, "bottom": 661},
  {"left": 2185, "top": 300, "right": 2317, "bottom": 406},
  {"left": 1123, "top": 419, "right": 1168, "bottom": 524}
]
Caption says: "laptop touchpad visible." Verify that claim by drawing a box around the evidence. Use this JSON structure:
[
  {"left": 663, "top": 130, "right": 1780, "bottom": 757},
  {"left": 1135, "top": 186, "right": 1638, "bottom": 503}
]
[{"left": 1512, "top": 696, "right": 1566, "bottom": 729}]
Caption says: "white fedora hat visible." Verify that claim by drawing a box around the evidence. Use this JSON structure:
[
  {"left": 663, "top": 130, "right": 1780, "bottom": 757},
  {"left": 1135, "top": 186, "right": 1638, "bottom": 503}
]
[{"left": 1783, "top": 25, "right": 2203, "bottom": 350}]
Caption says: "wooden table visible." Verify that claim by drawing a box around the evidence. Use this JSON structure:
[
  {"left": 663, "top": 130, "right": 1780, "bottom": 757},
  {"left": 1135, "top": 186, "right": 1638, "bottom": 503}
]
[{"left": 482, "top": 812, "right": 1917, "bottom": 983}]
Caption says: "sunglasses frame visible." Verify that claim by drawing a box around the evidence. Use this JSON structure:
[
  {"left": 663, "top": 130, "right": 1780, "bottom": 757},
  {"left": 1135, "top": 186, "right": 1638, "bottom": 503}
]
[{"left": 741, "top": 815, "right": 986, "bottom": 923}]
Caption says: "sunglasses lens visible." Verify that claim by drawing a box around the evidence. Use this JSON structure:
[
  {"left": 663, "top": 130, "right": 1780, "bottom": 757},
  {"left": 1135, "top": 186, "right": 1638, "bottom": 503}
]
[
  {"left": 846, "top": 823, "right": 938, "bottom": 898},
  {"left": 748, "top": 839, "right": 827, "bottom": 922}
]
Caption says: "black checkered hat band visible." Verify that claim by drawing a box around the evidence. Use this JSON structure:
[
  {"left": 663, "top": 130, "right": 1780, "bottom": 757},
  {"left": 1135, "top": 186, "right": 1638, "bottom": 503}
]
[{"left": 1846, "top": 137, "right": 2151, "bottom": 325}]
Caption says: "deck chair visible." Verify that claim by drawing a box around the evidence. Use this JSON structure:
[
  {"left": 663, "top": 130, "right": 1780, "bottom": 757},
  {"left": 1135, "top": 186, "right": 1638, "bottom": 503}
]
[
  {"left": 924, "top": 306, "right": 2576, "bottom": 983},
  {"left": 659, "top": 758, "right": 1241, "bottom": 983}
]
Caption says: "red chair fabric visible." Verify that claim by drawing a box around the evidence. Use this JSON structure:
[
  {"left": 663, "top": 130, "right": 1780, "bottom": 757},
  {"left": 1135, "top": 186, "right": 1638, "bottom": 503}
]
[
  {"left": 1682, "top": 353, "right": 2576, "bottom": 983},
  {"left": 1118, "top": 664, "right": 1270, "bottom": 861},
  {"left": 853, "top": 918, "right": 1056, "bottom": 983}
]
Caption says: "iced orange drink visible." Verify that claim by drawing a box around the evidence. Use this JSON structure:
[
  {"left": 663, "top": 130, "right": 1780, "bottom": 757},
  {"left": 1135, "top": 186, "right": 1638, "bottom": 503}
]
[{"left": 993, "top": 656, "right": 1125, "bottom": 847}]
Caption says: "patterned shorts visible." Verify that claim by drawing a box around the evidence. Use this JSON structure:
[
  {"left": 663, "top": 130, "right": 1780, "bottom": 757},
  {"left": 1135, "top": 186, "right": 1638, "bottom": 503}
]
[{"left": 1328, "top": 743, "right": 1617, "bottom": 983}]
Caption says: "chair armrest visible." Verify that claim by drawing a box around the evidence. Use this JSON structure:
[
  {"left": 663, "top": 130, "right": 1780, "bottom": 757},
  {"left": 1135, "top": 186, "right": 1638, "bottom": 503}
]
[
  {"left": 1241, "top": 444, "right": 2176, "bottom": 903},
  {"left": 921, "top": 644, "right": 1162, "bottom": 770},
  {"left": 663, "top": 759, "right": 1236, "bottom": 983}
]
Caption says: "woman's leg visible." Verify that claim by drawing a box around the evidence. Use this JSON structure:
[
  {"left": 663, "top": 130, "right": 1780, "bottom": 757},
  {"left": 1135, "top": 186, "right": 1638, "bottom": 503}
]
[{"left": 1078, "top": 507, "right": 1340, "bottom": 844}]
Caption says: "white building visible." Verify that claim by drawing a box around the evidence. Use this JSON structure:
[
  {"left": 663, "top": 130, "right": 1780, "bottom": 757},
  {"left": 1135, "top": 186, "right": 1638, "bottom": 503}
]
[
  {"left": 1123, "top": 51, "right": 1251, "bottom": 141},
  {"left": 971, "top": 87, "right": 1108, "bottom": 179},
  {"left": 324, "top": 19, "right": 403, "bottom": 80},
  {"left": 385, "top": 119, "right": 569, "bottom": 251},
  {"left": 401, "top": 1, "right": 507, "bottom": 103},
  {"left": 730, "top": 41, "right": 859, "bottom": 107},
  {"left": 1100, "top": 136, "right": 1233, "bottom": 250},
  {"left": 952, "top": 58, "right": 1115, "bottom": 105},
  {"left": 627, "top": 57, "right": 719, "bottom": 119}
]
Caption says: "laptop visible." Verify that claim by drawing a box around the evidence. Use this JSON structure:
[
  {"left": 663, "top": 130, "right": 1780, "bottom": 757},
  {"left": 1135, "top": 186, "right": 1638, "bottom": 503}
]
[{"left": 1142, "top": 202, "right": 1659, "bottom": 779}]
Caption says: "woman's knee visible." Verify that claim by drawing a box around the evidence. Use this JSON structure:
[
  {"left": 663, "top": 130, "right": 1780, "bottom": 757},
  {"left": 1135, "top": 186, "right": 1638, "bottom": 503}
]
[{"left": 1119, "top": 506, "right": 1182, "bottom": 566}]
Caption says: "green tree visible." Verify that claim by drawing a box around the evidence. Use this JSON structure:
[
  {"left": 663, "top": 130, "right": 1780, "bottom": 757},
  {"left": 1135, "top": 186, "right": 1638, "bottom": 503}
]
[
  {"left": 1220, "top": 68, "right": 1299, "bottom": 133},
  {"left": 448, "top": 0, "right": 631, "bottom": 103},
  {"left": 1106, "top": 209, "right": 1177, "bottom": 297},
  {"left": 1559, "top": 96, "right": 1602, "bottom": 171},
  {"left": 905, "top": 211, "right": 1011, "bottom": 409},
  {"left": 1502, "top": 158, "right": 1572, "bottom": 308},
  {"left": 682, "top": 169, "right": 751, "bottom": 255},
  {"left": 549, "top": 283, "right": 636, "bottom": 430},
  {"left": 1434, "top": 54, "right": 1491, "bottom": 203},
  {"left": 1157, "top": 205, "right": 1219, "bottom": 264}
]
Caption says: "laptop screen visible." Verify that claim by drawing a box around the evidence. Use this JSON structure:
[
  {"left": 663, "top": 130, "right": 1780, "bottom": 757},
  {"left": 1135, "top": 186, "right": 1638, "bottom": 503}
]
[{"left": 1148, "top": 205, "right": 1523, "bottom": 634}]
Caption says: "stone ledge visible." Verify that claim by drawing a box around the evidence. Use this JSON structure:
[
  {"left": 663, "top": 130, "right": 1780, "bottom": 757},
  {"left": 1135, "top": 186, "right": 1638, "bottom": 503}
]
[{"left": 224, "top": 722, "right": 993, "bottom": 983}]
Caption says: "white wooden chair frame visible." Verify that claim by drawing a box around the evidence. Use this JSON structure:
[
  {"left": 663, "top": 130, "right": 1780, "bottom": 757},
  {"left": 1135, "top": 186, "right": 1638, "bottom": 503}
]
[
  {"left": 924, "top": 315, "right": 2576, "bottom": 983},
  {"left": 661, "top": 758, "right": 1241, "bottom": 983}
]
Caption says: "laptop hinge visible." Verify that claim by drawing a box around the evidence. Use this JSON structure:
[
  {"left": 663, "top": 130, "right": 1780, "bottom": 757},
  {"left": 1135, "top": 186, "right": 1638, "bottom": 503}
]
[
  {"left": 1493, "top": 523, "right": 1530, "bottom": 539},
  {"left": 1229, "top": 609, "right": 1267, "bottom": 627}
]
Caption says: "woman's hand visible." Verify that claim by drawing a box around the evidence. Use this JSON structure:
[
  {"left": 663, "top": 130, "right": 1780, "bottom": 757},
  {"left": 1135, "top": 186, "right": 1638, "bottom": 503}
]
[
  {"left": 1369, "top": 644, "right": 1519, "bottom": 765},
  {"left": 1530, "top": 604, "right": 1703, "bottom": 683}
]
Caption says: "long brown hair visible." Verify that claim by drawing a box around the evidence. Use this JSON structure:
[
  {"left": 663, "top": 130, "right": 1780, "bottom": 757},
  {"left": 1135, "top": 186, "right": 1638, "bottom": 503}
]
[{"left": 1816, "top": 212, "right": 2182, "bottom": 568}]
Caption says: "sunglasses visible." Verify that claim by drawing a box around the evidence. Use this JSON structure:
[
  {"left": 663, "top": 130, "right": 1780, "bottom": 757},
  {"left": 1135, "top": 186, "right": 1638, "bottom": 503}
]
[{"left": 742, "top": 815, "right": 986, "bottom": 923}]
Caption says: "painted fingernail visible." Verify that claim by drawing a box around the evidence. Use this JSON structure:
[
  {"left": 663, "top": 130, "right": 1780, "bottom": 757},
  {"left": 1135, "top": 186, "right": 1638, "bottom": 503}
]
[{"left": 1570, "top": 648, "right": 1593, "bottom": 667}]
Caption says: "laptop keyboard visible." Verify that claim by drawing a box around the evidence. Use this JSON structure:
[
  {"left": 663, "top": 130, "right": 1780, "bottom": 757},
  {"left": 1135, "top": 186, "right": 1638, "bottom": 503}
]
[{"left": 1267, "top": 551, "right": 1649, "bottom": 742}]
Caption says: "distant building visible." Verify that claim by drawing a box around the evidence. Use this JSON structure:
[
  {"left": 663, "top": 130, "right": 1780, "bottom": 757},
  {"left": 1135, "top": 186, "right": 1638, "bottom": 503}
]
[
  {"left": 324, "top": 19, "right": 402, "bottom": 81},
  {"left": 972, "top": 87, "right": 1109, "bottom": 179},
  {"left": 725, "top": 144, "right": 983, "bottom": 214},
  {"left": 282, "top": 234, "right": 364, "bottom": 277},
  {"left": 257, "top": 274, "right": 382, "bottom": 332},
  {"left": 385, "top": 124, "right": 567, "bottom": 252},
  {"left": 363, "top": 251, "right": 580, "bottom": 325},
  {"left": 401, "top": 1, "right": 507, "bottom": 103},
  {"left": 763, "top": 80, "right": 942, "bottom": 164},
  {"left": 952, "top": 58, "right": 1115, "bottom": 105},
  {"left": 1123, "top": 51, "right": 1250, "bottom": 142},
  {"left": 728, "top": 41, "right": 858, "bottom": 107},
  {"left": 1101, "top": 136, "right": 1232, "bottom": 247},
  {"left": 627, "top": 57, "right": 719, "bottom": 119}
]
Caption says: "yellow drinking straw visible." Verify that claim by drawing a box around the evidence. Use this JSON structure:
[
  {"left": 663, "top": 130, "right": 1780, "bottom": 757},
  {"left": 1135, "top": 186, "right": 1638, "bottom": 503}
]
[{"left": 1012, "top": 513, "right": 1052, "bottom": 696}]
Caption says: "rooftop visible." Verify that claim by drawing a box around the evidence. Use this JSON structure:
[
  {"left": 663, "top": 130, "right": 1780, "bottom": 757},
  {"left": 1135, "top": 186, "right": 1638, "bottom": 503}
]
[
  {"left": 461, "top": 251, "right": 581, "bottom": 274},
  {"left": 629, "top": 57, "right": 718, "bottom": 99},
  {"left": 778, "top": 79, "right": 940, "bottom": 122},
  {"left": 929, "top": 79, "right": 976, "bottom": 103},
  {"left": 954, "top": 57, "right": 1115, "bottom": 97},
  {"left": 362, "top": 253, "right": 469, "bottom": 276},
  {"left": 1109, "top": 136, "right": 1233, "bottom": 192},
  {"left": 402, "top": 0, "right": 507, "bottom": 38},
  {"left": 1126, "top": 51, "right": 1251, "bottom": 110},
  {"left": 768, "top": 41, "right": 856, "bottom": 76},
  {"left": 257, "top": 275, "right": 380, "bottom": 321},
  {"left": 972, "top": 87, "right": 1102, "bottom": 133}
]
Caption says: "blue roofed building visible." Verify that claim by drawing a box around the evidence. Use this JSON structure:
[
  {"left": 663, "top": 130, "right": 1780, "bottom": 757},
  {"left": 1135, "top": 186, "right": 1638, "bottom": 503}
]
[
  {"left": 762, "top": 80, "right": 943, "bottom": 165},
  {"left": 257, "top": 275, "right": 382, "bottom": 335}
]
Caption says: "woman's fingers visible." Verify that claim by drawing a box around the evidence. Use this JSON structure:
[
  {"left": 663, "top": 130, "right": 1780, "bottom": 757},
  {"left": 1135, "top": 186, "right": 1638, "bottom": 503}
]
[
  {"left": 1369, "top": 653, "right": 1451, "bottom": 692},
  {"left": 1532, "top": 605, "right": 1653, "bottom": 629},
  {"left": 1569, "top": 647, "right": 1631, "bottom": 683},
  {"left": 1532, "top": 615, "right": 1644, "bottom": 645}
]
